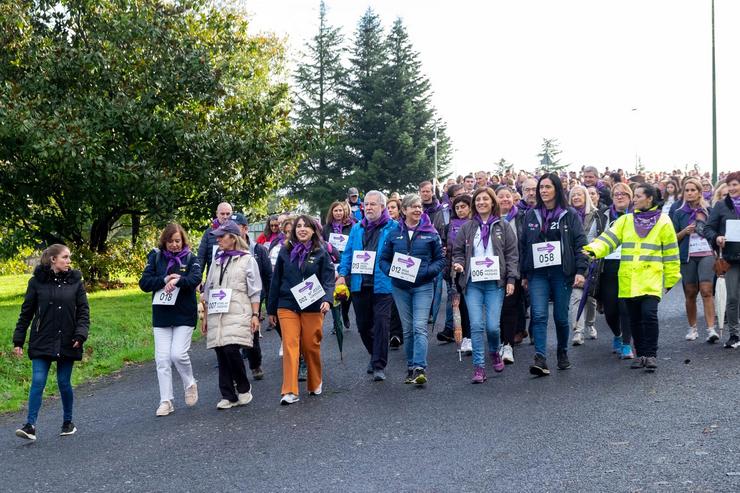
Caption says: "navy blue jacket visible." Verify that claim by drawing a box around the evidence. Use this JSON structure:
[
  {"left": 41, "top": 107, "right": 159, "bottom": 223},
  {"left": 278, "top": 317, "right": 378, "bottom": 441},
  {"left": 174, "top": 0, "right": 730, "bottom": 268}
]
[
  {"left": 379, "top": 225, "right": 446, "bottom": 289},
  {"left": 267, "top": 245, "right": 336, "bottom": 314},
  {"left": 251, "top": 242, "right": 272, "bottom": 302},
  {"left": 196, "top": 225, "right": 218, "bottom": 276},
  {"left": 519, "top": 207, "right": 588, "bottom": 280},
  {"left": 139, "top": 249, "right": 202, "bottom": 327}
]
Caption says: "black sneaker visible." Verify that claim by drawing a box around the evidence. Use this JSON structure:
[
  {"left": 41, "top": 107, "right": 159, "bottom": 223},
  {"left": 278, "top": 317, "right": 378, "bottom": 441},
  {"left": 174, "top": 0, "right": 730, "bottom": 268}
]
[
  {"left": 412, "top": 368, "right": 427, "bottom": 386},
  {"left": 436, "top": 329, "right": 454, "bottom": 343},
  {"left": 630, "top": 356, "right": 646, "bottom": 369},
  {"left": 644, "top": 356, "right": 658, "bottom": 372},
  {"left": 404, "top": 369, "right": 414, "bottom": 384},
  {"left": 389, "top": 336, "right": 402, "bottom": 349},
  {"left": 556, "top": 349, "right": 572, "bottom": 370},
  {"left": 724, "top": 334, "right": 740, "bottom": 349},
  {"left": 15, "top": 423, "right": 36, "bottom": 440},
  {"left": 60, "top": 421, "right": 76, "bottom": 436},
  {"left": 529, "top": 354, "right": 550, "bottom": 376}
]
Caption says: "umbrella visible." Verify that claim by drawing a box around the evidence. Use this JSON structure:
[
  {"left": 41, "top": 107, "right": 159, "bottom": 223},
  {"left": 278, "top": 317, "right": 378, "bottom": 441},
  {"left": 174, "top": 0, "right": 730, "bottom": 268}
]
[
  {"left": 576, "top": 261, "right": 598, "bottom": 323},
  {"left": 332, "top": 284, "right": 351, "bottom": 361},
  {"left": 716, "top": 247, "right": 729, "bottom": 337},
  {"left": 451, "top": 273, "right": 463, "bottom": 361}
]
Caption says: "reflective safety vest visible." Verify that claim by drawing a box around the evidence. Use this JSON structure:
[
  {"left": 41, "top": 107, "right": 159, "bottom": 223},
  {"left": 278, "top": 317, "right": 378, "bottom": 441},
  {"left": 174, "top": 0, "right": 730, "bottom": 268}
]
[{"left": 584, "top": 212, "right": 680, "bottom": 299}]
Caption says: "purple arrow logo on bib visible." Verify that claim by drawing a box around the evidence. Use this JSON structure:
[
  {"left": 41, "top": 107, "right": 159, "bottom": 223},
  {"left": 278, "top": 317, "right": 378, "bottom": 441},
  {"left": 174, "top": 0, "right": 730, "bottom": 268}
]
[
  {"left": 475, "top": 257, "right": 495, "bottom": 268},
  {"left": 356, "top": 252, "right": 371, "bottom": 262},
  {"left": 299, "top": 281, "right": 314, "bottom": 293},
  {"left": 398, "top": 257, "right": 415, "bottom": 268},
  {"left": 336, "top": 236, "right": 345, "bottom": 243},
  {"left": 214, "top": 290, "right": 227, "bottom": 300},
  {"left": 536, "top": 243, "right": 555, "bottom": 253}
]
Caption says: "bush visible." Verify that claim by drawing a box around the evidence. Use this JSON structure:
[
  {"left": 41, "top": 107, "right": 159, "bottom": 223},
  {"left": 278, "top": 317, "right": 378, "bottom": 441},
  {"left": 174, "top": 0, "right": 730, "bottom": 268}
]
[
  {"left": 0, "top": 247, "right": 35, "bottom": 276},
  {"left": 74, "top": 238, "right": 157, "bottom": 288}
]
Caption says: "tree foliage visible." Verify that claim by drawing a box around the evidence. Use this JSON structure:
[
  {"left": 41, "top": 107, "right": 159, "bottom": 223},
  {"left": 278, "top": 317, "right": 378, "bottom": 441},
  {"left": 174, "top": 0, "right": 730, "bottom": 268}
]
[
  {"left": 0, "top": 0, "right": 301, "bottom": 281},
  {"left": 537, "top": 138, "right": 568, "bottom": 172}
]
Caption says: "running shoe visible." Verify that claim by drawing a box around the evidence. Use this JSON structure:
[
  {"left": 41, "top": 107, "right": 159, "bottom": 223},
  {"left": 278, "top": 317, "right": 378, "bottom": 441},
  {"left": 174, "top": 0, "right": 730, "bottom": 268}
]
[
  {"left": 471, "top": 366, "right": 487, "bottom": 384},
  {"left": 685, "top": 326, "right": 698, "bottom": 341},
  {"left": 612, "top": 336, "right": 623, "bottom": 354},
  {"left": 706, "top": 328, "right": 720, "bottom": 344},
  {"left": 620, "top": 344, "right": 634, "bottom": 359},
  {"left": 529, "top": 354, "right": 550, "bottom": 376},
  {"left": 16, "top": 423, "right": 36, "bottom": 441}
]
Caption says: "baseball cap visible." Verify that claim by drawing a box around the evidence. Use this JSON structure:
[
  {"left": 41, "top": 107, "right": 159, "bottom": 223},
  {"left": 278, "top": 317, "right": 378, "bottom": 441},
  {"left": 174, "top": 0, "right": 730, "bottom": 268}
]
[
  {"left": 230, "top": 213, "right": 248, "bottom": 226},
  {"left": 210, "top": 220, "right": 241, "bottom": 237},
  {"left": 347, "top": 187, "right": 359, "bottom": 196}
]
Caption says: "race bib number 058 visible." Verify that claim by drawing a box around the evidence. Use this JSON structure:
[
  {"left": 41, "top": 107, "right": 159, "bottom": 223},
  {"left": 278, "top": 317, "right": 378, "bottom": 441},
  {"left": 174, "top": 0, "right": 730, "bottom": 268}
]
[{"left": 532, "top": 242, "right": 562, "bottom": 269}]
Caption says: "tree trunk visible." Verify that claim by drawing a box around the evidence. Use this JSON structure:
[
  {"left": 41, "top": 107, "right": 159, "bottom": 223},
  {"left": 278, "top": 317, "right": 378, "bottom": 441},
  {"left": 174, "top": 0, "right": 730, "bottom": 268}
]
[{"left": 131, "top": 214, "right": 140, "bottom": 246}]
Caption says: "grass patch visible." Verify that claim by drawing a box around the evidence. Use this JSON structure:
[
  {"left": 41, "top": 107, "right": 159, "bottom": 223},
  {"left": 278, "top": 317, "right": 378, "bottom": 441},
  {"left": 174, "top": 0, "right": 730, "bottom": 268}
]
[{"left": 0, "top": 274, "right": 200, "bottom": 413}]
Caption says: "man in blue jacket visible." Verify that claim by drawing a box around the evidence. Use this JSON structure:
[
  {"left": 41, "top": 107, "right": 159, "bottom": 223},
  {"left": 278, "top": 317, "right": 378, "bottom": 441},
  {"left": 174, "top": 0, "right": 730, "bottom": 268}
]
[
  {"left": 337, "top": 191, "right": 397, "bottom": 382},
  {"left": 196, "top": 202, "right": 233, "bottom": 278}
]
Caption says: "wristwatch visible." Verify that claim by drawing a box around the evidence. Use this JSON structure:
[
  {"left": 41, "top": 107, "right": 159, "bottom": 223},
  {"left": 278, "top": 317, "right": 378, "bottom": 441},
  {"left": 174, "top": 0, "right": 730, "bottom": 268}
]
[{"left": 251, "top": 314, "right": 259, "bottom": 318}]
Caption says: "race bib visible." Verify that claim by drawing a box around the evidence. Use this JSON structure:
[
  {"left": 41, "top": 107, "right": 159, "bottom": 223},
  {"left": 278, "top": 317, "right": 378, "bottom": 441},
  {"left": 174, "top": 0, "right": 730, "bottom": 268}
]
[
  {"left": 329, "top": 233, "right": 349, "bottom": 251},
  {"left": 290, "top": 274, "right": 326, "bottom": 310},
  {"left": 532, "top": 241, "right": 562, "bottom": 269},
  {"left": 470, "top": 256, "right": 500, "bottom": 282},
  {"left": 269, "top": 246, "right": 280, "bottom": 267},
  {"left": 725, "top": 220, "right": 740, "bottom": 242},
  {"left": 351, "top": 250, "right": 376, "bottom": 275},
  {"left": 389, "top": 252, "right": 421, "bottom": 283},
  {"left": 153, "top": 287, "right": 180, "bottom": 306},
  {"left": 688, "top": 233, "right": 712, "bottom": 254},
  {"left": 207, "top": 288, "right": 232, "bottom": 314},
  {"left": 605, "top": 245, "right": 622, "bottom": 260}
]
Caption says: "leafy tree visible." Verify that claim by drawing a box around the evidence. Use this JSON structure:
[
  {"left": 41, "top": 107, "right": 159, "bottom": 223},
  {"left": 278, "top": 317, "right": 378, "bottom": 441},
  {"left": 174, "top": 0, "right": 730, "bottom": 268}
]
[
  {"left": 0, "top": 0, "right": 301, "bottom": 282},
  {"left": 537, "top": 138, "right": 568, "bottom": 172},
  {"left": 494, "top": 158, "right": 514, "bottom": 176}
]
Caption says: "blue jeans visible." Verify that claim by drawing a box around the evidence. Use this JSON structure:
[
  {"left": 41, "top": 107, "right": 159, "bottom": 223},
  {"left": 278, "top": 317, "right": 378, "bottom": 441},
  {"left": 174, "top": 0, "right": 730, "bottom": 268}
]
[
  {"left": 529, "top": 267, "right": 573, "bottom": 357},
  {"left": 27, "top": 358, "right": 75, "bottom": 425},
  {"left": 465, "top": 281, "right": 505, "bottom": 367},
  {"left": 393, "top": 283, "right": 434, "bottom": 369},
  {"left": 429, "top": 273, "right": 444, "bottom": 325}
]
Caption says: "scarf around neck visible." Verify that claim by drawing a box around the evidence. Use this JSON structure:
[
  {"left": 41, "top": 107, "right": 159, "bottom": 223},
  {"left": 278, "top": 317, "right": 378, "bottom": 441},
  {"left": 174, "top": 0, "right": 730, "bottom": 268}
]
[
  {"left": 423, "top": 198, "right": 441, "bottom": 215},
  {"left": 474, "top": 214, "right": 499, "bottom": 249},
  {"left": 447, "top": 218, "right": 467, "bottom": 248},
  {"left": 633, "top": 208, "right": 662, "bottom": 238},
  {"left": 211, "top": 218, "right": 222, "bottom": 230},
  {"left": 731, "top": 196, "right": 740, "bottom": 218},
  {"left": 215, "top": 249, "right": 247, "bottom": 264},
  {"left": 539, "top": 206, "right": 564, "bottom": 233},
  {"left": 517, "top": 199, "right": 531, "bottom": 212},
  {"left": 361, "top": 208, "right": 391, "bottom": 232},
  {"left": 162, "top": 247, "right": 191, "bottom": 274},
  {"left": 609, "top": 204, "right": 631, "bottom": 221},
  {"left": 574, "top": 206, "right": 586, "bottom": 225},
  {"left": 401, "top": 212, "right": 437, "bottom": 236},
  {"left": 290, "top": 241, "right": 313, "bottom": 268},
  {"left": 703, "top": 191, "right": 713, "bottom": 201},
  {"left": 504, "top": 205, "right": 519, "bottom": 222},
  {"left": 679, "top": 201, "right": 708, "bottom": 223},
  {"left": 331, "top": 221, "right": 344, "bottom": 234}
]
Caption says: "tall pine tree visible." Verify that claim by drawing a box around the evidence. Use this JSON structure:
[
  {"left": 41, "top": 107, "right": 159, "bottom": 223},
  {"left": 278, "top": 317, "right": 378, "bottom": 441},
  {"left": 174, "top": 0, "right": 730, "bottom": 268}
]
[{"left": 291, "top": 1, "right": 347, "bottom": 212}]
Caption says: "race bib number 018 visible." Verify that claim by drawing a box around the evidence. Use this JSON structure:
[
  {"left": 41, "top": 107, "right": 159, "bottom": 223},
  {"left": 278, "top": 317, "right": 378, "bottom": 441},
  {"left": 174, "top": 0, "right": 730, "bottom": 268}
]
[
  {"left": 153, "top": 287, "right": 180, "bottom": 306},
  {"left": 351, "top": 250, "right": 376, "bottom": 275},
  {"left": 470, "top": 256, "right": 500, "bottom": 282},
  {"left": 290, "top": 274, "right": 326, "bottom": 310},
  {"left": 389, "top": 252, "right": 421, "bottom": 283},
  {"left": 207, "top": 288, "right": 232, "bottom": 314},
  {"left": 532, "top": 242, "right": 562, "bottom": 269}
]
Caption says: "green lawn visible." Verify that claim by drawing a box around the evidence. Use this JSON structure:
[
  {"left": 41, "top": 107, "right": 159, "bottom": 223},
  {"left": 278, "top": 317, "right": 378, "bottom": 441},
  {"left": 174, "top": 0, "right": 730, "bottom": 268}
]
[{"left": 0, "top": 274, "right": 198, "bottom": 413}]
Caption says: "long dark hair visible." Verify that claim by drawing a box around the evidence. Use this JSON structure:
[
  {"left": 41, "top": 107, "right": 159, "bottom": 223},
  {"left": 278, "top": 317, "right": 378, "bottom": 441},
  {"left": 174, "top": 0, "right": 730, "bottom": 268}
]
[
  {"left": 262, "top": 215, "right": 279, "bottom": 238},
  {"left": 535, "top": 172, "right": 568, "bottom": 209},
  {"left": 287, "top": 215, "right": 323, "bottom": 252}
]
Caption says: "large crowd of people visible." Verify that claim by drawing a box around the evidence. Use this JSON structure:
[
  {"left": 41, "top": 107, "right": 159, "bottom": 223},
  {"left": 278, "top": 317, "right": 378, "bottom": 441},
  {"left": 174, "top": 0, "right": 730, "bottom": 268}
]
[{"left": 11, "top": 165, "right": 740, "bottom": 441}]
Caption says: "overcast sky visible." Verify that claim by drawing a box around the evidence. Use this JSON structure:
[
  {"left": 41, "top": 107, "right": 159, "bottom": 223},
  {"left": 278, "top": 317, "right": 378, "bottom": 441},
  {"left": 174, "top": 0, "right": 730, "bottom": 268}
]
[{"left": 246, "top": 0, "right": 739, "bottom": 177}]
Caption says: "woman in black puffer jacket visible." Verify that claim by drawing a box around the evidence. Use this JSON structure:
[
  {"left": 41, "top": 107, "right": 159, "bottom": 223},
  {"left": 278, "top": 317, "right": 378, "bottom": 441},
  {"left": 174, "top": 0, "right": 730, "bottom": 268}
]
[{"left": 13, "top": 244, "right": 90, "bottom": 441}]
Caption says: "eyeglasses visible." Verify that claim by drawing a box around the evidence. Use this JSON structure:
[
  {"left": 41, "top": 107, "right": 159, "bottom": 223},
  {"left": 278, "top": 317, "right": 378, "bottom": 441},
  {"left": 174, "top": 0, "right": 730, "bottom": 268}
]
[{"left": 613, "top": 192, "right": 629, "bottom": 198}]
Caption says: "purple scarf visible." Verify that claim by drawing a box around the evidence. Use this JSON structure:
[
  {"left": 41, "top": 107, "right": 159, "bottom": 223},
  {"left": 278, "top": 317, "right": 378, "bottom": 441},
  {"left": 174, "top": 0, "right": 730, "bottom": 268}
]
[
  {"left": 447, "top": 218, "right": 467, "bottom": 248},
  {"left": 290, "top": 241, "right": 313, "bottom": 268},
  {"left": 331, "top": 221, "right": 344, "bottom": 234},
  {"left": 474, "top": 214, "right": 499, "bottom": 249},
  {"left": 215, "top": 249, "right": 247, "bottom": 263},
  {"left": 538, "top": 206, "right": 564, "bottom": 233},
  {"left": 633, "top": 208, "right": 662, "bottom": 238},
  {"left": 162, "top": 247, "right": 191, "bottom": 274},
  {"left": 609, "top": 204, "right": 632, "bottom": 221},
  {"left": 573, "top": 206, "right": 586, "bottom": 225},
  {"left": 679, "top": 201, "right": 708, "bottom": 223},
  {"left": 504, "top": 204, "right": 519, "bottom": 222},
  {"left": 596, "top": 180, "right": 606, "bottom": 191},
  {"left": 211, "top": 218, "right": 221, "bottom": 230},
  {"left": 401, "top": 213, "right": 437, "bottom": 235},
  {"left": 731, "top": 196, "right": 740, "bottom": 217},
  {"left": 361, "top": 208, "right": 391, "bottom": 232},
  {"left": 423, "top": 198, "right": 442, "bottom": 215},
  {"left": 517, "top": 199, "right": 531, "bottom": 212},
  {"left": 703, "top": 191, "right": 713, "bottom": 201}
]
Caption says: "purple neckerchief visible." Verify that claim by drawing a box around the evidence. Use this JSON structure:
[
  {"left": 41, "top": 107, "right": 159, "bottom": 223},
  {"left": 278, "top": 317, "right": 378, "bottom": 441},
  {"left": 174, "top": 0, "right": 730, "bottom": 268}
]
[
  {"left": 474, "top": 214, "right": 499, "bottom": 249},
  {"left": 211, "top": 218, "right": 221, "bottom": 230},
  {"left": 539, "top": 206, "right": 564, "bottom": 233},
  {"left": 361, "top": 208, "right": 390, "bottom": 232},
  {"left": 447, "top": 218, "right": 467, "bottom": 248},
  {"left": 215, "top": 249, "right": 247, "bottom": 263},
  {"left": 423, "top": 198, "right": 442, "bottom": 215},
  {"left": 609, "top": 204, "right": 632, "bottom": 221},
  {"left": 573, "top": 206, "right": 586, "bottom": 225},
  {"left": 504, "top": 204, "right": 519, "bottom": 222},
  {"left": 731, "top": 196, "right": 740, "bottom": 217},
  {"left": 679, "top": 202, "right": 708, "bottom": 223},
  {"left": 596, "top": 180, "right": 606, "bottom": 191},
  {"left": 290, "top": 241, "right": 313, "bottom": 268},
  {"left": 517, "top": 199, "right": 531, "bottom": 212},
  {"left": 162, "top": 247, "right": 191, "bottom": 274},
  {"left": 331, "top": 221, "right": 344, "bottom": 234},
  {"left": 633, "top": 208, "right": 662, "bottom": 238},
  {"left": 440, "top": 193, "right": 451, "bottom": 206},
  {"left": 401, "top": 213, "right": 437, "bottom": 235},
  {"left": 703, "top": 191, "right": 713, "bottom": 201}
]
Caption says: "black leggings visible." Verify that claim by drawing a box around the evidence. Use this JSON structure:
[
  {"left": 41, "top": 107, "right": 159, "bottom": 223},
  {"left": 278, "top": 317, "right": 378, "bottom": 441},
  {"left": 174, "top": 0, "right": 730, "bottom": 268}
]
[{"left": 599, "top": 269, "right": 631, "bottom": 345}]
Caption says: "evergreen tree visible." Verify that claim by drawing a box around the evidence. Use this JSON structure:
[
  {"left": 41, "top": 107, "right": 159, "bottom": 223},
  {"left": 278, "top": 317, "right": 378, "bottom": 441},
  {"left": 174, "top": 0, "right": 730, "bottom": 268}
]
[
  {"left": 538, "top": 138, "right": 568, "bottom": 173},
  {"left": 291, "top": 1, "right": 347, "bottom": 213}
]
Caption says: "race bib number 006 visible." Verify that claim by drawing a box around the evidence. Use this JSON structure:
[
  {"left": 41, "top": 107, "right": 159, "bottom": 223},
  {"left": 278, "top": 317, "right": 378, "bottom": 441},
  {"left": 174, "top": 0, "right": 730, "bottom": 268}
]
[
  {"left": 470, "top": 256, "right": 500, "bottom": 282},
  {"left": 532, "top": 242, "right": 562, "bottom": 269}
]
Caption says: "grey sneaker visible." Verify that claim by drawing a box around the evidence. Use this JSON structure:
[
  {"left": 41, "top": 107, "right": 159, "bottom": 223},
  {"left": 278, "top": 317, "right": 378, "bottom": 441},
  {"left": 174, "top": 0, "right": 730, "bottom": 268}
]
[
  {"left": 373, "top": 369, "right": 386, "bottom": 381},
  {"left": 630, "top": 356, "right": 646, "bottom": 369},
  {"left": 572, "top": 332, "right": 585, "bottom": 346},
  {"left": 644, "top": 356, "right": 658, "bottom": 372}
]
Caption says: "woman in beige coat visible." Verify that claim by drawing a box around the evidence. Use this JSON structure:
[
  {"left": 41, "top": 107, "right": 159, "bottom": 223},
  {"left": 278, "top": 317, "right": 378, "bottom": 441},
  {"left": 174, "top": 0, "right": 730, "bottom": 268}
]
[{"left": 202, "top": 220, "right": 262, "bottom": 409}]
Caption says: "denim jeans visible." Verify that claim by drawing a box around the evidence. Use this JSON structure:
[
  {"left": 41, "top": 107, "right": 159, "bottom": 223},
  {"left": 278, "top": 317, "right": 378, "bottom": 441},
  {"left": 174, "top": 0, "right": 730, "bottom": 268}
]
[
  {"left": 429, "top": 273, "right": 444, "bottom": 325},
  {"left": 529, "top": 267, "right": 573, "bottom": 357},
  {"left": 393, "top": 283, "right": 434, "bottom": 369},
  {"left": 465, "top": 281, "right": 505, "bottom": 367},
  {"left": 27, "top": 358, "right": 74, "bottom": 425}
]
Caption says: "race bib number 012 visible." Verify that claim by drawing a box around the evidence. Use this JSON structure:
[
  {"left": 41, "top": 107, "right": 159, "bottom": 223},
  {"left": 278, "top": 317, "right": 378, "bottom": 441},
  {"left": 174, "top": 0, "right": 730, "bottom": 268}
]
[
  {"left": 470, "top": 256, "right": 500, "bottom": 282},
  {"left": 532, "top": 242, "right": 562, "bottom": 269},
  {"left": 351, "top": 250, "right": 376, "bottom": 275},
  {"left": 389, "top": 252, "right": 421, "bottom": 283},
  {"left": 153, "top": 287, "right": 180, "bottom": 306}
]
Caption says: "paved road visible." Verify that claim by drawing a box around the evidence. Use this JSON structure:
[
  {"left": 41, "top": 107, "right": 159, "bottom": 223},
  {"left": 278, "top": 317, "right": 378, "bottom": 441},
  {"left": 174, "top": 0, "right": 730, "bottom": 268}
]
[{"left": 2, "top": 288, "right": 740, "bottom": 492}]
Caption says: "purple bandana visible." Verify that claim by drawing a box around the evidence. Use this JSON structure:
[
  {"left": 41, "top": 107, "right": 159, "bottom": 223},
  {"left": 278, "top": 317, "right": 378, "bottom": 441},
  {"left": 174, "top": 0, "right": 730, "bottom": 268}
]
[
  {"left": 732, "top": 196, "right": 740, "bottom": 218},
  {"left": 539, "top": 206, "right": 564, "bottom": 233},
  {"left": 401, "top": 212, "right": 437, "bottom": 235},
  {"left": 215, "top": 249, "right": 247, "bottom": 263},
  {"left": 331, "top": 221, "right": 344, "bottom": 234},
  {"left": 474, "top": 214, "right": 499, "bottom": 249},
  {"left": 517, "top": 199, "right": 531, "bottom": 212},
  {"left": 162, "top": 247, "right": 191, "bottom": 274},
  {"left": 447, "top": 218, "right": 467, "bottom": 249},
  {"left": 609, "top": 204, "right": 632, "bottom": 221},
  {"left": 361, "top": 208, "right": 391, "bottom": 232},
  {"left": 679, "top": 202, "right": 708, "bottom": 223},
  {"left": 211, "top": 218, "right": 221, "bottom": 230},
  {"left": 703, "top": 191, "right": 713, "bottom": 201},
  {"left": 574, "top": 206, "right": 586, "bottom": 225},
  {"left": 596, "top": 180, "right": 606, "bottom": 191},
  {"left": 633, "top": 209, "right": 662, "bottom": 238},
  {"left": 290, "top": 241, "right": 313, "bottom": 268},
  {"left": 505, "top": 205, "right": 519, "bottom": 222},
  {"left": 423, "top": 198, "right": 442, "bottom": 215}
]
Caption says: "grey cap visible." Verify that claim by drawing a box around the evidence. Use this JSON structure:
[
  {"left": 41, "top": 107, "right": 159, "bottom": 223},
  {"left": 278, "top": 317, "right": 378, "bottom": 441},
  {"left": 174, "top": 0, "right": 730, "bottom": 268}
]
[
  {"left": 347, "top": 187, "right": 359, "bottom": 196},
  {"left": 210, "top": 220, "right": 241, "bottom": 237}
]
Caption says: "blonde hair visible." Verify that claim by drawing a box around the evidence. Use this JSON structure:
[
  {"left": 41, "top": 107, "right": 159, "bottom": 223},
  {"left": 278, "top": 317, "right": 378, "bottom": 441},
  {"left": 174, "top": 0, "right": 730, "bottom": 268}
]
[
  {"left": 611, "top": 182, "right": 634, "bottom": 200},
  {"left": 568, "top": 185, "right": 595, "bottom": 214},
  {"left": 713, "top": 183, "right": 728, "bottom": 206},
  {"left": 682, "top": 177, "right": 709, "bottom": 210}
]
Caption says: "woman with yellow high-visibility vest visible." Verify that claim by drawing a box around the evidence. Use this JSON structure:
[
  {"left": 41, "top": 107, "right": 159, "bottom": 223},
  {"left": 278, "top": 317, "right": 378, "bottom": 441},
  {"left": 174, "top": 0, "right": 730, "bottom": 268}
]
[{"left": 584, "top": 183, "right": 680, "bottom": 372}]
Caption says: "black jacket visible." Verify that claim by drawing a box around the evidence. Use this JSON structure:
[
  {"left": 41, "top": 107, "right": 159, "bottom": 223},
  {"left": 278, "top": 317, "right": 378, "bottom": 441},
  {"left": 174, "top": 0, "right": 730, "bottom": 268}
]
[
  {"left": 704, "top": 195, "right": 740, "bottom": 263},
  {"left": 139, "top": 249, "right": 202, "bottom": 327},
  {"left": 14, "top": 266, "right": 90, "bottom": 361},
  {"left": 267, "top": 245, "right": 335, "bottom": 314},
  {"left": 252, "top": 243, "right": 272, "bottom": 302},
  {"left": 519, "top": 207, "right": 589, "bottom": 280}
]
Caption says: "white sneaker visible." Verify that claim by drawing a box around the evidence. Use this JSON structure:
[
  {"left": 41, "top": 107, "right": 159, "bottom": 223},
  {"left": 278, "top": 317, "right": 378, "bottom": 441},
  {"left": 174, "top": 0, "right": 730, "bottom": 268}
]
[
  {"left": 461, "top": 338, "right": 473, "bottom": 354},
  {"left": 309, "top": 383, "right": 322, "bottom": 395},
  {"left": 501, "top": 344, "right": 514, "bottom": 364},
  {"left": 685, "top": 326, "right": 699, "bottom": 341},
  {"left": 279, "top": 343, "right": 283, "bottom": 357},
  {"left": 237, "top": 390, "right": 253, "bottom": 406},
  {"left": 184, "top": 383, "right": 198, "bottom": 407},
  {"left": 572, "top": 332, "right": 585, "bottom": 346},
  {"left": 155, "top": 400, "right": 174, "bottom": 416},
  {"left": 216, "top": 399, "right": 236, "bottom": 410},
  {"left": 706, "top": 327, "right": 720, "bottom": 344},
  {"left": 280, "top": 393, "right": 300, "bottom": 405},
  {"left": 587, "top": 326, "right": 597, "bottom": 339}
]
